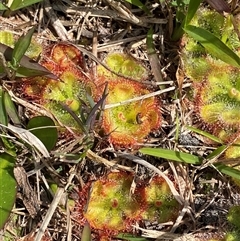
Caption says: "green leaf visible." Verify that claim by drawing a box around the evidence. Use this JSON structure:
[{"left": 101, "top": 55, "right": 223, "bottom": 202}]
[
  {"left": 0, "top": 153, "right": 17, "bottom": 229},
  {"left": 8, "top": 124, "right": 50, "bottom": 158},
  {"left": 0, "top": 3, "right": 8, "bottom": 10},
  {"left": 27, "top": 116, "right": 58, "bottom": 151},
  {"left": 81, "top": 223, "right": 91, "bottom": 241},
  {"left": 1, "top": 137, "right": 16, "bottom": 157},
  {"left": 184, "top": 25, "right": 240, "bottom": 67},
  {"left": 117, "top": 233, "right": 149, "bottom": 241},
  {"left": 9, "top": 0, "right": 42, "bottom": 11},
  {"left": 11, "top": 26, "right": 36, "bottom": 68},
  {"left": 124, "top": 0, "right": 150, "bottom": 14},
  {"left": 0, "top": 87, "right": 8, "bottom": 126},
  {"left": 15, "top": 66, "right": 56, "bottom": 78},
  {"left": 171, "top": 0, "right": 201, "bottom": 40},
  {"left": 214, "top": 163, "right": 240, "bottom": 180},
  {"left": 59, "top": 102, "right": 87, "bottom": 134},
  {"left": 4, "top": 90, "right": 21, "bottom": 126},
  {"left": 171, "top": 21, "right": 185, "bottom": 41},
  {"left": 206, "top": 145, "right": 227, "bottom": 160},
  {"left": 185, "top": 0, "right": 202, "bottom": 26},
  {"left": 85, "top": 86, "right": 108, "bottom": 131},
  {"left": 139, "top": 147, "right": 202, "bottom": 164},
  {"left": 0, "top": 43, "right": 58, "bottom": 79},
  {"left": 146, "top": 27, "right": 155, "bottom": 55},
  {"left": 186, "top": 126, "right": 223, "bottom": 144}
]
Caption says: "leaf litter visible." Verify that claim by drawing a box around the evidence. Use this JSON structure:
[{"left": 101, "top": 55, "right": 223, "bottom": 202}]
[{"left": 1, "top": 1, "right": 240, "bottom": 241}]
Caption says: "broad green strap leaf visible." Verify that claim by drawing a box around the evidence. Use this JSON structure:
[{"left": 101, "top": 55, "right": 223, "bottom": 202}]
[
  {"left": 139, "top": 147, "right": 202, "bottom": 164},
  {"left": 0, "top": 153, "right": 17, "bottom": 229},
  {"left": 11, "top": 26, "right": 36, "bottom": 68},
  {"left": 27, "top": 116, "right": 58, "bottom": 151},
  {"left": 184, "top": 25, "right": 240, "bottom": 67},
  {"left": 185, "top": 0, "right": 202, "bottom": 26},
  {"left": 0, "top": 87, "right": 8, "bottom": 126},
  {"left": 9, "top": 0, "right": 42, "bottom": 11},
  {"left": 124, "top": 0, "right": 150, "bottom": 14}
]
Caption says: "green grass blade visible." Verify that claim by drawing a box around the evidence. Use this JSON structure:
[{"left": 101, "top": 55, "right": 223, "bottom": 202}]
[
  {"left": 206, "top": 145, "right": 227, "bottom": 160},
  {"left": 9, "top": 0, "right": 42, "bottom": 11},
  {"left": 124, "top": 0, "right": 150, "bottom": 14},
  {"left": 184, "top": 25, "right": 240, "bottom": 67},
  {"left": 186, "top": 126, "right": 223, "bottom": 144},
  {"left": 0, "top": 87, "right": 8, "bottom": 126},
  {"left": 139, "top": 147, "right": 202, "bottom": 164},
  {"left": 214, "top": 163, "right": 240, "bottom": 180},
  {"left": 11, "top": 26, "right": 36, "bottom": 68},
  {"left": 117, "top": 233, "right": 149, "bottom": 241}
]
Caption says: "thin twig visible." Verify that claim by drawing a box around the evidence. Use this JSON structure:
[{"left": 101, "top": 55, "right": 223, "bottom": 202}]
[
  {"left": 92, "top": 28, "right": 98, "bottom": 78},
  {"left": 86, "top": 149, "right": 133, "bottom": 172},
  {"left": 96, "top": 35, "right": 146, "bottom": 52},
  {"left": 104, "top": 86, "right": 175, "bottom": 109},
  {"left": 34, "top": 173, "right": 75, "bottom": 241},
  {"left": 104, "top": 83, "right": 192, "bottom": 109}
]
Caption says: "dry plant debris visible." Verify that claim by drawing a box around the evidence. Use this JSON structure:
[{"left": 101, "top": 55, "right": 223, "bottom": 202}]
[{"left": 1, "top": 0, "right": 240, "bottom": 241}]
